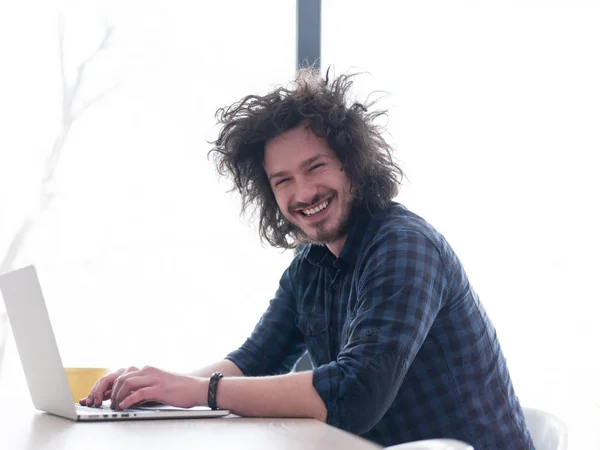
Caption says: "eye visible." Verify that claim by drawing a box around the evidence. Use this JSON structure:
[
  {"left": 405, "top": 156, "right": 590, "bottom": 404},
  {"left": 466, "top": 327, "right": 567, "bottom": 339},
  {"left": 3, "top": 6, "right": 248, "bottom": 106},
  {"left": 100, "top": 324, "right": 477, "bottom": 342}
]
[
  {"left": 309, "top": 163, "right": 325, "bottom": 171},
  {"left": 275, "top": 178, "right": 289, "bottom": 187}
]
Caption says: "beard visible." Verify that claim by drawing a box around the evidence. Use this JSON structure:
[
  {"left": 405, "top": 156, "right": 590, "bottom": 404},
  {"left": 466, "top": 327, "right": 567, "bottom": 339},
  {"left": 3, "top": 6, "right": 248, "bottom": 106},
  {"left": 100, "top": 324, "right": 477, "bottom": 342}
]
[{"left": 288, "top": 191, "right": 354, "bottom": 246}]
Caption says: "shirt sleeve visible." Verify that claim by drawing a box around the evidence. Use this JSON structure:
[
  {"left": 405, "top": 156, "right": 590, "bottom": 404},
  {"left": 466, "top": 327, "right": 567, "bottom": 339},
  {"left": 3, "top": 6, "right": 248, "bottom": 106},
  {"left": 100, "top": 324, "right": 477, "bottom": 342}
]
[
  {"left": 225, "top": 257, "right": 306, "bottom": 376},
  {"left": 312, "top": 229, "right": 448, "bottom": 434}
]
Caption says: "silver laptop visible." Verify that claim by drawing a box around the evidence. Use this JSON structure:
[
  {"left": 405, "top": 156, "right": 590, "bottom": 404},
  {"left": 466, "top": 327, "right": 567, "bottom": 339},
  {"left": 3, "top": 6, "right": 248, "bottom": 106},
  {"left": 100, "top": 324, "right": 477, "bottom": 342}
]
[{"left": 0, "top": 265, "right": 230, "bottom": 421}]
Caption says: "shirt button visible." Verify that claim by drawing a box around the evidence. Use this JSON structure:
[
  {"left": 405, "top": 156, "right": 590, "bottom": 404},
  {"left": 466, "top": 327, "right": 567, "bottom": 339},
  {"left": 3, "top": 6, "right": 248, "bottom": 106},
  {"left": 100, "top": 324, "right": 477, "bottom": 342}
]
[
  {"left": 332, "top": 283, "right": 339, "bottom": 291},
  {"left": 365, "top": 329, "right": 373, "bottom": 336},
  {"left": 306, "top": 329, "right": 312, "bottom": 336}
]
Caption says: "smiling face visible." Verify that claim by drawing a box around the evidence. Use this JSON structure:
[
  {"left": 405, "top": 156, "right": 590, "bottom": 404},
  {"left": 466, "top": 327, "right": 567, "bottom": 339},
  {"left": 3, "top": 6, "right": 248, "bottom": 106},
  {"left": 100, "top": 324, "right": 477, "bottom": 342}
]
[{"left": 263, "top": 124, "right": 354, "bottom": 255}]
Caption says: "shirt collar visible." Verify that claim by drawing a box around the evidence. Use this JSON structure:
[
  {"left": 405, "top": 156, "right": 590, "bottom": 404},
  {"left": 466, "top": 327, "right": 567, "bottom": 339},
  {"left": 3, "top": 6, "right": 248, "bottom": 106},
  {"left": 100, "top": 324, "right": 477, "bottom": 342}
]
[{"left": 304, "top": 202, "right": 387, "bottom": 271}]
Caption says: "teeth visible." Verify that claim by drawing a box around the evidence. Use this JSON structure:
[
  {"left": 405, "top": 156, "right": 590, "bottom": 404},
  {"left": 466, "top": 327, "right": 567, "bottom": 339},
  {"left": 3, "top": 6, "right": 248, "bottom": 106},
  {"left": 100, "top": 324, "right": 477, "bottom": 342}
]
[{"left": 302, "top": 200, "right": 329, "bottom": 216}]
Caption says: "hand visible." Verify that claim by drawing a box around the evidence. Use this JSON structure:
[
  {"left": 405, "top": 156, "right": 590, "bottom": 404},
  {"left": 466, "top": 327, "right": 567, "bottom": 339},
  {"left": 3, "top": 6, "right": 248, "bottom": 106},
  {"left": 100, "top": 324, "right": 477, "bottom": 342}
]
[
  {"left": 108, "top": 366, "right": 206, "bottom": 410},
  {"left": 80, "top": 367, "right": 128, "bottom": 407}
]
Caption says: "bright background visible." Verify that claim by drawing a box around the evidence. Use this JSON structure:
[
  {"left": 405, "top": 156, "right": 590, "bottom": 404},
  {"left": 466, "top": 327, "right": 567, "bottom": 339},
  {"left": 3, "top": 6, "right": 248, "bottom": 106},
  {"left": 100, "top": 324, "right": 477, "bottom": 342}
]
[{"left": 1, "top": 1, "right": 598, "bottom": 448}]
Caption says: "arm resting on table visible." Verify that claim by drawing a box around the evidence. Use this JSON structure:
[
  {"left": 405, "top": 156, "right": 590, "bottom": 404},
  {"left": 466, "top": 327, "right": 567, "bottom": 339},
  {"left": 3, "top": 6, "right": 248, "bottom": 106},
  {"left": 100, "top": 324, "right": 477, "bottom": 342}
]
[{"left": 216, "top": 370, "right": 327, "bottom": 422}]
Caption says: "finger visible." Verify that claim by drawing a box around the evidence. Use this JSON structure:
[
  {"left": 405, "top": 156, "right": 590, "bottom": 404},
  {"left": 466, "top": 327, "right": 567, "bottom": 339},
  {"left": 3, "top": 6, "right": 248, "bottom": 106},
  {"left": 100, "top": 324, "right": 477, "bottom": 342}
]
[
  {"left": 81, "top": 379, "right": 96, "bottom": 406},
  {"left": 112, "top": 375, "right": 153, "bottom": 409},
  {"left": 93, "top": 369, "right": 125, "bottom": 407},
  {"left": 118, "top": 386, "right": 158, "bottom": 410},
  {"left": 90, "top": 381, "right": 100, "bottom": 407},
  {"left": 88, "top": 371, "right": 110, "bottom": 406},
  {"left": 86, "top": 381, "right": 101, "bottom": 406},
  {"left": 81, "top": 389, "right": 111, "bottom": 405},
  {"left": 88, "top": 369, "right": 124, "bottom": 406},
  {"left": 110, "top": 367, "right": 139, "bottom": 407}
]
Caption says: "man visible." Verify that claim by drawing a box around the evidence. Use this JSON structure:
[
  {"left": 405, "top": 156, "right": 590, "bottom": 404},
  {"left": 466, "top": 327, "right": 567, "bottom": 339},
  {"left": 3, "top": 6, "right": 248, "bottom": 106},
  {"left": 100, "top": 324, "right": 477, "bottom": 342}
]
[{"left": 82, "top": 70, "right": 534, "bottom": 448}]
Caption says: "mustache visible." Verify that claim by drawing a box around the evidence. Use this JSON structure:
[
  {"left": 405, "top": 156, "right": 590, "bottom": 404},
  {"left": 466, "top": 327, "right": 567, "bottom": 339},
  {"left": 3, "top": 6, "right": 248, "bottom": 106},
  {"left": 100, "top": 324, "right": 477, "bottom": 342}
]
[{"left": 290, "top": 191, "right": 333, "bottom": 211}]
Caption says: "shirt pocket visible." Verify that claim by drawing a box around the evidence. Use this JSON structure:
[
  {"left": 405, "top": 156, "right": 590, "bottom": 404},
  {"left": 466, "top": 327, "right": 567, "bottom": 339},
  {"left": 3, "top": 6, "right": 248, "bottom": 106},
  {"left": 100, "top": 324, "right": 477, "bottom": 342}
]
[{"left": 296, "top": 314, "right": 328, "bottom": 365}]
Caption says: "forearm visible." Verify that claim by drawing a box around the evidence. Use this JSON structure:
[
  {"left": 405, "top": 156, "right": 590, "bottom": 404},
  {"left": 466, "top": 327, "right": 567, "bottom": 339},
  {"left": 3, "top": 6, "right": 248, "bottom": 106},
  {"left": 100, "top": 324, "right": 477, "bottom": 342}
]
[
  {"left": 188, "top": 359, "right": 243, "bottom": 378},
  {"left": 215, "top": 370, "right": 327, "bottom": 421}
]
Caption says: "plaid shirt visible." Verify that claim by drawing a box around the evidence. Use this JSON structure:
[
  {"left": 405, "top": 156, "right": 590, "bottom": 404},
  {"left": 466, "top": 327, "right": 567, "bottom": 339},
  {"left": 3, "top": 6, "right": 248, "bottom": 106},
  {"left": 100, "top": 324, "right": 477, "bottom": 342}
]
[{"left": 227, "top": 202, "right": 534, "bottom": 449}]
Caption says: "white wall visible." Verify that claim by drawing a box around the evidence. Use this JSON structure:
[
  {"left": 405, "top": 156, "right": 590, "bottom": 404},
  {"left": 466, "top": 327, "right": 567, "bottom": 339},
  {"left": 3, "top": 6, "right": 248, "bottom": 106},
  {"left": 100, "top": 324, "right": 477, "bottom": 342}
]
[{"left": 322, "top": 1, "right": 600, "bottom": 447}]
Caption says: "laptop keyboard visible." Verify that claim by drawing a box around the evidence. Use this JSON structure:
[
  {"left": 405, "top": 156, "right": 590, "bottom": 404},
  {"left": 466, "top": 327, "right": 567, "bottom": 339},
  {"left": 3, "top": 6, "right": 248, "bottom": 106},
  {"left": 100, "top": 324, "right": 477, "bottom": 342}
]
[{"left": 76, "top": 404, "right": 113, "bottom": 413}]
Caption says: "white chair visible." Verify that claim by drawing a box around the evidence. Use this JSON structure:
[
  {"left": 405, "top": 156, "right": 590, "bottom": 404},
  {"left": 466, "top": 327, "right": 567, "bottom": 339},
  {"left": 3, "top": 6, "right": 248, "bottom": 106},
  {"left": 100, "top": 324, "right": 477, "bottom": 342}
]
[
  {"left": 384, "top": 406, "right": 568, "bottom": 450},
  {"left": 384, "top": 439, "right": 474, "bottom": 450},
  {"left": 523, "top": 406, "right": 568, "bottom": 450}
]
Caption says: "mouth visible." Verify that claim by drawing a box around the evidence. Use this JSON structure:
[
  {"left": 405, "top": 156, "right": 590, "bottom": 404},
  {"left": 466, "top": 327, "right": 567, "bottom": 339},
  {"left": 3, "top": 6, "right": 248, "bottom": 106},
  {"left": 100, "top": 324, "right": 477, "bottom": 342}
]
[{"left": 295, "top": 197, "right": 333, "bottom": 222}]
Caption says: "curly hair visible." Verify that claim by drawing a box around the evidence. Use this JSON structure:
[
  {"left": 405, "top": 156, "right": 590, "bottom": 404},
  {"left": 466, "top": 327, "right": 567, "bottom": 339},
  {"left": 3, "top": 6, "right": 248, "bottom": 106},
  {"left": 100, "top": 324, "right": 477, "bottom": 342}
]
[{"left": 208, "top": 68, "right": 404, "bottom": 250}]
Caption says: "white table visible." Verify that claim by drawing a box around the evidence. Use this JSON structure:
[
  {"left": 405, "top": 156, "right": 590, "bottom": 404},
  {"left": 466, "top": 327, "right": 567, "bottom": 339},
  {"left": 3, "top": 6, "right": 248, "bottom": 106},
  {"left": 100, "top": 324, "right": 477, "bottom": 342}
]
[{"left": 0, "top": 334, "right": 382, "bottom": 450}]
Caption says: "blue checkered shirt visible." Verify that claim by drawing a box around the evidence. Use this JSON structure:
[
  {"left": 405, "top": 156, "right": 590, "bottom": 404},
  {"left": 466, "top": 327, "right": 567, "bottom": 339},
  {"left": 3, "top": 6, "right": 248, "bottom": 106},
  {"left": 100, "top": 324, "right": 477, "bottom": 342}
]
[{"left": 227, "top": 202, "right": 534, "bottom": 449}]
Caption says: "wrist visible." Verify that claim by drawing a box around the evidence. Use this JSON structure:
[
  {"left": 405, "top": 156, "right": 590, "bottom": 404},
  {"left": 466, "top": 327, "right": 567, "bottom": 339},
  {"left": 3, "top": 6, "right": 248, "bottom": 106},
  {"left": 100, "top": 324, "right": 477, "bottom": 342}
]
[{"left": 188, "top": 375, "right": 210, "bottom": 407}]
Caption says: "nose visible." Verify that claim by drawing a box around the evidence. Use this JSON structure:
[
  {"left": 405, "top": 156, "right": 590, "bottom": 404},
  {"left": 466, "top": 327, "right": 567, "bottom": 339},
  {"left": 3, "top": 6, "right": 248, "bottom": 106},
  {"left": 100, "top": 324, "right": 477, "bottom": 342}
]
[{"left": 294, "top": 176, "right": 319, "bottom": 206}]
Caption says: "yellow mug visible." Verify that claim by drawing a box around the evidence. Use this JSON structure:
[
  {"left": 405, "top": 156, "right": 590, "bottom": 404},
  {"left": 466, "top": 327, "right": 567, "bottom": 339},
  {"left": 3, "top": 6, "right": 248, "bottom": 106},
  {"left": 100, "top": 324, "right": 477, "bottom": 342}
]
[{"left": 65, "top": 367, "right": 111, "bottom": 402}]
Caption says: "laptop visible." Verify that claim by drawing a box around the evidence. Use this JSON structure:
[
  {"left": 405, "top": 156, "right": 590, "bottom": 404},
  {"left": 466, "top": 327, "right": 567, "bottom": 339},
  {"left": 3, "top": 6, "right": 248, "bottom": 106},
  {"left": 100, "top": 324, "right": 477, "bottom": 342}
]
[{"left": 0, "top": 265, "right": 230, "bottom": 421}]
